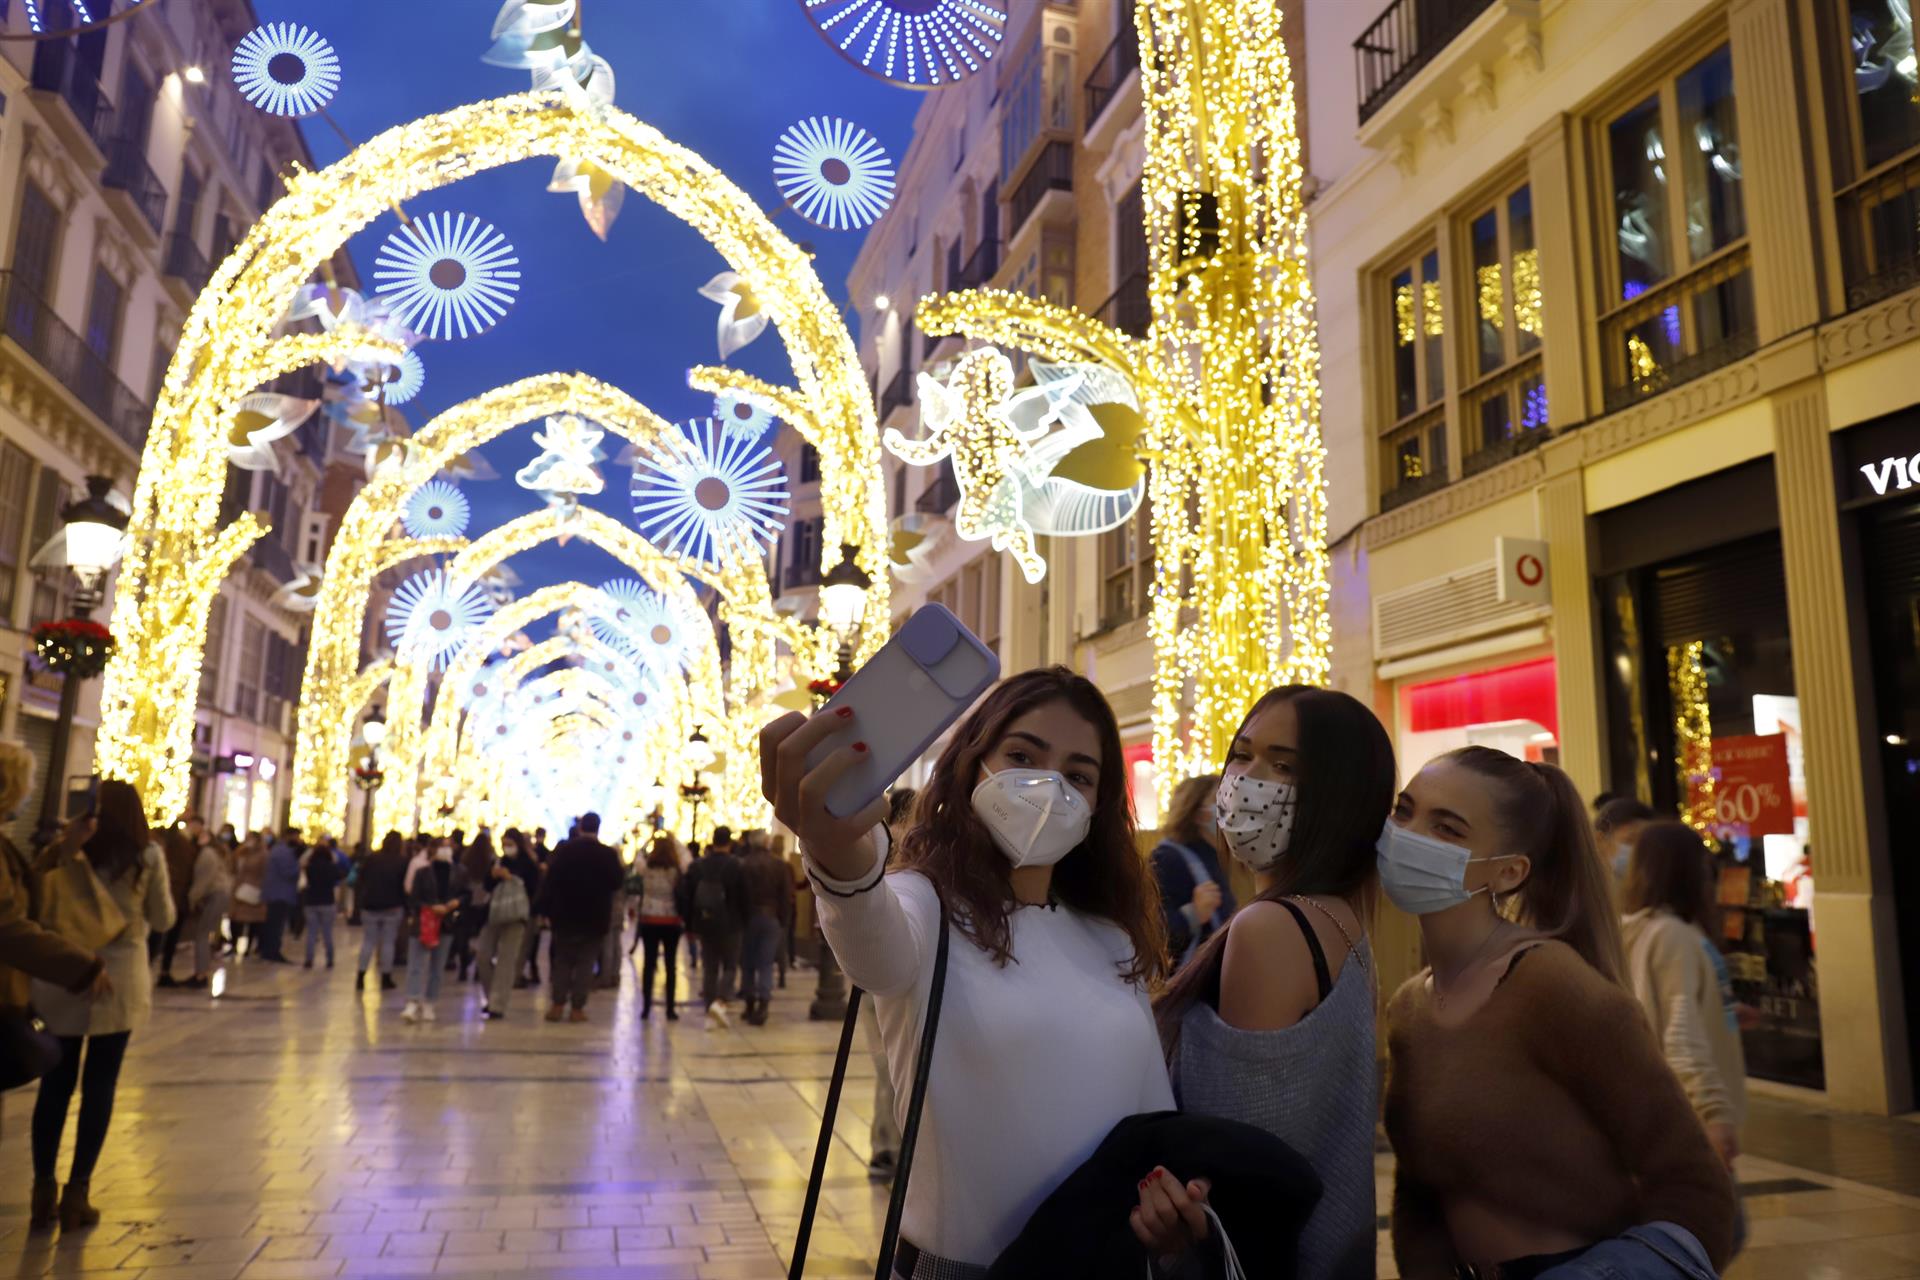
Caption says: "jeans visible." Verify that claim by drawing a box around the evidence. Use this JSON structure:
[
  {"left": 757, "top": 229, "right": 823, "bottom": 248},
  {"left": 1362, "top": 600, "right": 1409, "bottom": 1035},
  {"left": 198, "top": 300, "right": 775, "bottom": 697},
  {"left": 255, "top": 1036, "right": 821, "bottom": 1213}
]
[
  {"left": 699, "top": 928, "right": 741, "bottom": 1004},
  {"left": 475, "top": 918, "right": 526, "bottom": 1012},
  {"left": 359, "top": 908, "right": 402, "bottom": 975},
  {"left": 31, "top": 1032, "right": 131, "bottom": 1181},
  {"left": 742, "top": 915, "right": 782, "bottom": 1003},
  {"left": 303, "top": 905, "right": 336, "bottom": 966},
  {"left": 551, "top": 930, "right": 601, "bottom": 1011},
  {"left": 191, "top": 892, "right": 228, "bottom": 976},
  {"left": 404, "top": 935, "right": 451, "bottom": 1003},
  {"left": 598, "top": 893, "right": 626, "bottom": 984},
  {"left": 865, "top": 992, "right": 899, "bottom": 1160},
  {"left": 1535, "top": 1223, "right": 1720, "bottom": 1280},
  {"left": 637, "top": 923, "right": 682, "bottom": 1010},
  {"left": 262, "top": 900, "right": 294, "bottom": 959}
]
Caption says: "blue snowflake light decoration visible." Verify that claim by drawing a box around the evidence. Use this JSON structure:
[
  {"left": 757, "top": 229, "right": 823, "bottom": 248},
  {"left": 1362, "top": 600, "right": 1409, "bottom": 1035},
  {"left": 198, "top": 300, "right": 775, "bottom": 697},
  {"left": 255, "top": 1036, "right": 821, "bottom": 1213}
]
[
  {"left": 630, "top": 418, "right": 790, "bottom": 564},
  {"left": 382, "top": 350, "right": 426, "bottom": 405},
  {"left": 591, "top": 579, "right": 703, "bottom": 674},
  {"left": 773, "top": 117, "right": 897, "bottom": 231},
  {"left": 374, "top": 212, "right": 521, "bottom": 341},
  {"left": 402, "top": 481, "right": 470, "bottom": 539},
  {"left": 714, "top": 392, "right": 774, "bottom": 443},
  {"left": 800, "top": 0, "right": 1007, "bottom": 88},
  {"left": 232, "top": 22, "right": 342, "bottom": 118},
  {"left": 22, "top": 0, "right": 147, "bottom": 34},
  {"left": 384, "top": 570, "right": 495, "bottom": 670}
]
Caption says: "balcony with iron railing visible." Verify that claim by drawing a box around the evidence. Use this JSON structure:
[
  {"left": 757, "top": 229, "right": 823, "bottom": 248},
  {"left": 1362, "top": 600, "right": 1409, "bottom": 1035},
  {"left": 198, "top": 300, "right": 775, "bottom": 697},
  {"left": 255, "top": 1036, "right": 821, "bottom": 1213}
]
[
  {"left": 915, "top": 462, "right": 960, "bottom": 516},
  {"left": 0, "top": 271, "right": 150, "bottom": 453},
  {"left": 1084, "top": 22, "right": 1141, "bottom": 129},
  {"left": 164, "top": 231, "right": 211, "bottom": 295},
  {"left": 879, "top": 365, "right": 914, "bottom": 421},
  {"left": 29, "top": 40, "right": 113, "bottom": 157},
  {"left": 102, "top": 134, "right": 169, "bottom": 234},
  {"left": 1838, "top": 146, "right": 1920, "bottom": 310},
  {"left": 1007, "top": 139, "right": 1074, "bottom": 241},
  {"left": 950, "top": 237, "right": 1001, "bottom": 293},
  {"left": 1462, "top": 356, "right": 1548, "bottom": 477},
  {"left": 1095, "top": 270, "right": 1151, "bottom": 339},
  {"left": 1599, "top": 246, "right": 1756, "bottom": 414},
  {"left": 1354, "top": 0, "right": 1497, "bottom": 124},
  {"left": 1378, "top": 405, "right": 1448, "bottom": 513}
]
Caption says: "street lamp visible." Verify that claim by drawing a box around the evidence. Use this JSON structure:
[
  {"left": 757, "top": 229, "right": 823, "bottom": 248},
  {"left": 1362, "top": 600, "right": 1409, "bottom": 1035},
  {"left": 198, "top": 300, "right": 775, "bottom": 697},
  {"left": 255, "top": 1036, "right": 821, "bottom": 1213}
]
[
  {"left": 810, "top": 543, "right": 870, "bottom": 1021},
  {"left": 355, "top": 710, "right": 386, "bottom": 849},
  {"left": 33, "top": 476, "right": 127, "bottom": 838},
  {"left": 681, "top": 728, "right": 714, "bottom": 836}
]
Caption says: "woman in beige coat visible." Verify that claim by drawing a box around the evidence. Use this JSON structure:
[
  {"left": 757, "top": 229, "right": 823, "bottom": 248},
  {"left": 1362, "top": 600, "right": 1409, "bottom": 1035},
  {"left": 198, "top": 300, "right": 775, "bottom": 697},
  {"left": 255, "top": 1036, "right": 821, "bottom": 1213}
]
[
  {"left": 228, "top": 833, "right": 268, "bottom": 955},
  {"left": 29, "top": 780, "right": 173, "bottom": 1233}
]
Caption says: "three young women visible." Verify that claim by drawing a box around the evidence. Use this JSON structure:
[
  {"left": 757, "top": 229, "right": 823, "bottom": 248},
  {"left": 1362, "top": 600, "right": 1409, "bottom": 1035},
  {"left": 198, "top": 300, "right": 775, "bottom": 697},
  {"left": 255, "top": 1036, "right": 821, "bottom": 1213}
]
[
  {"left": 763, "top": 667, "right": 1178, "bottom": 1274},
  {"left": 1383, "top": 747, "right": 1735, "bottom": 1279}
]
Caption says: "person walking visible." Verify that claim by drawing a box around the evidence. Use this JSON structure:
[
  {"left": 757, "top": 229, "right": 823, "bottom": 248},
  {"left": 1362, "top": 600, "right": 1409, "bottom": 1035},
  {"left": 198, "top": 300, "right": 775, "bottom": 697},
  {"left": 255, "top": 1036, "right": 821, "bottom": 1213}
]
[
  {"left": 260, "top": 830, "right": 301, "bottom": 963},
  {"left": 760, "top": 667, "right": 1181, "bottom": 1270},
  {"left": 355, "top": 833, "right": 408, "bottom": 992},
  {"left": 1383, "top": 747, "right": 1735, "bottom": 1278},
  {"left": 452, "top": 832, "right": 495, "bottom": 982},
  {"left": 151, "top": 818, "right": 198, "bottom": 986},
  {"left": 681, "top": 824, "right": 746, "bottom": 1027},
  {"left": 400, "top": 838, "right": 461, "bottom": 1023},
  {"left": 535, "top": 813, "right": 623, "bottom": 1023},
  {"left": 474, "top": 829, "right": 537, "bottom": 1019},
  {"left": 517, "top": 832, "right": 552, "bottom": 987},
  {"left": 0, "top": 744, "right": 106, "bottom": 1157},
  {"left": 30, "top": 779, "right": 174, "bottom": 1233},
  {"left": 633, "top": 833, "right": 685, "bottom": 1020},
  {"left": 737, "top": 830, "right": 795, "bottom": 1026},
  {"left": 1148, "top": 774, "right": 1235, "bottom": 971},
  {"left": 300, "top": 840, "right": 342, "bottom": 970},
  {"left": 229, "top": 835, "right": 268, "bottom": 957},
  {"left": 182, "top": 820, "right": 232, "bottom": 989},
  {"left": 1152, "top": 686, "right": 1396, "bottom": 1279}
]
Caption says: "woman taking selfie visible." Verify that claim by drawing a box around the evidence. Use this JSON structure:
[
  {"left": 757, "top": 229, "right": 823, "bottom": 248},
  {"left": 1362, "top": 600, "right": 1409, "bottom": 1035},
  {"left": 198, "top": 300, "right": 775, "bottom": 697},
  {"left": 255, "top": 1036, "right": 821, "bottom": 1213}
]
[
  {"left": 1383, "top": 747, "right": 1735, "bottom": 1279},
  {"left": 762, "top": 667, "right": 1182, "bottom": 1276},
  {"left": 1154, "top": 686, "right": 1395, "bottom": 1279}
]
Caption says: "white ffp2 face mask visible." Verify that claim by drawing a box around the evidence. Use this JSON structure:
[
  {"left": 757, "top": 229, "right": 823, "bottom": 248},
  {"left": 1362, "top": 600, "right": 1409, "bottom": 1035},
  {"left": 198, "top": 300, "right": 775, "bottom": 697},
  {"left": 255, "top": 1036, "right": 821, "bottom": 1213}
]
[
  {"left": 1213, "top": 774, "right": 1298, "bottom": 872},
  {"left": 1376, "top": 821, "right": 1513, "bottom": 915},
  {"left": 971, "top": 768, "right": 1092, "bottom": 869}
]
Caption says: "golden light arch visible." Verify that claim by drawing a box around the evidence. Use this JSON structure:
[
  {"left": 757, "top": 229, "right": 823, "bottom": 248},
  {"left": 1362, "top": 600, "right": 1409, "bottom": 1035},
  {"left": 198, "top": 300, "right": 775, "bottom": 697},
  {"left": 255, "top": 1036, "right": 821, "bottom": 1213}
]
[{"left": 95, "top": 91, "right": 889, "bottom": 823}]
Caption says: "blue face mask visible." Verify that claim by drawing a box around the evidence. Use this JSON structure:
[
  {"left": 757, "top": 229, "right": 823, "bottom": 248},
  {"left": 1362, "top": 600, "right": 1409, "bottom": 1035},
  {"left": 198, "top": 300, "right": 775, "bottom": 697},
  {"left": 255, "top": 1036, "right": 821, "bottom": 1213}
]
[
  {"left": 1375, "top": 821, "right": 1517, "bottom": 916},
  {"left": 1612, "top": 844, "right": 1633, "bottom": 880}
]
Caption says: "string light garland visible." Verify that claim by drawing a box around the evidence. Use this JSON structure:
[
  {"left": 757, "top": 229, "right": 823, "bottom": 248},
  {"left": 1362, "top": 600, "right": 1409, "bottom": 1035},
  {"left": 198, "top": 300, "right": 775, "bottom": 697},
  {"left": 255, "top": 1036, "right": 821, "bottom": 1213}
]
[
  {"left": 1667, "top": 641, "right": 1715, "bottom": 832},
  {"left": 917, "top": 0, "right": 1330, "bottom": 799},
  {"left": 94, "top": 94, "right": 887, "bottom": 825}
]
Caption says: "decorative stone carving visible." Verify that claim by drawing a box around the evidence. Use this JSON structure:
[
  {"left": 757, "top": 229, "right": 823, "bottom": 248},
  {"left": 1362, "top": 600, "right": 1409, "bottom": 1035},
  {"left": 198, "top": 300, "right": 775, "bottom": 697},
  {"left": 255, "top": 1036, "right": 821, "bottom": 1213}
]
[
  {"left": 1423, "top": 103, "right": 1455, "bottom": 147},
  {"left": 1817, "top": 283, "right": 1920, "bottom": 370},
  {"left": 1389, "top": 135, "right": 1416, "bottom": 178},
  {"left": 1579, "top": 357, "right": 1764, "bottom": 465},
  {"left": 94, "top": 215, "right": 136, "bottom": 284},
  {"left": 1465, "top": 66, "right": 1497, "bottom": 114},
  {"left": 22, "top": 128, "right": 80, "bottom": 210},
  {"left": 1507, "top": 25, "right": 1544, "bottom": 74},
  {"left": 1364, "top": 447, "right": 1548, "bottom": 550}
]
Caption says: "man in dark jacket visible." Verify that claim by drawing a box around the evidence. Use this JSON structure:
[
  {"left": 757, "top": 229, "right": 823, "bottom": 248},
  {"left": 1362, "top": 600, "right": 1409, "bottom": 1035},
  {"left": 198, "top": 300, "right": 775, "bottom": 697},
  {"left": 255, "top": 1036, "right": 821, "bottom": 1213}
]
[
  {"left": 534, "top": 813, "right": 623, "bottom": 1023},
  {"left": 152, "top": 816, "right": 202, "bottom": 986},
  {"left": 355, "top": 837, "right": 409, "bottom": 992},
  {"left": 737, "top": 831, "right": 795, "bottom": 1026},
  {"left": 679, "top": 825, "right": 746, "bottom": 1026}
]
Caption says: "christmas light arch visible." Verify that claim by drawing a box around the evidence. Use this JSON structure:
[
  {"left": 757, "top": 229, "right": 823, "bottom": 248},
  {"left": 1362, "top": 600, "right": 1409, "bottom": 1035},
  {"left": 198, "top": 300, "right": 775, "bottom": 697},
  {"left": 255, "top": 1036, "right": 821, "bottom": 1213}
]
[{"left": 93, "top": 92, "right": 889, "bottom": 824}]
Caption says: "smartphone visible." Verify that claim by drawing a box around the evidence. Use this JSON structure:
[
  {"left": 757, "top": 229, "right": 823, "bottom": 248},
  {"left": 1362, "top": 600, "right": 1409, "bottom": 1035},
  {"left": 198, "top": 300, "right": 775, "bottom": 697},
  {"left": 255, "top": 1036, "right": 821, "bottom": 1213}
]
[{"left": 803, "top": 603, "right": 1000, "bottom": 819}]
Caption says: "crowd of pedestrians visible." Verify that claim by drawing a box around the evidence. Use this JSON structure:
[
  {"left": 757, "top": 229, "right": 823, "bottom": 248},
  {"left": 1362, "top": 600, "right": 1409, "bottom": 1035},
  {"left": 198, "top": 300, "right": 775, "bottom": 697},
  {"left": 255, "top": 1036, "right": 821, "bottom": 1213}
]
[{"left": 0, "top": 653, "right": 1763, "bottom": 1277}]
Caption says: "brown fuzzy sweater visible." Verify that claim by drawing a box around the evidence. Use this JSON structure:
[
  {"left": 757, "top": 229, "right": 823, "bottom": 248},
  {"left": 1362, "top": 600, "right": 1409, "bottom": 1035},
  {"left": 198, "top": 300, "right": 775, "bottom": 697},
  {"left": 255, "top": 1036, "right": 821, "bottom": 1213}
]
[{"left": 1385, "top": 941, "right": 1736, "bottom": 1278}]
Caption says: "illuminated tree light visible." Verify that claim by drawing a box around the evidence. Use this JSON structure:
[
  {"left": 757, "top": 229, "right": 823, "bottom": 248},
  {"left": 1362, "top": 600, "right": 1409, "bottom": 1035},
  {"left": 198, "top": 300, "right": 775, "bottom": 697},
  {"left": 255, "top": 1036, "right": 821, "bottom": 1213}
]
[
  {"left": 94, "top": 94, "right": 887, "bottom": 826},
  {"left": 1668, "top": 640, "right": 1715, "bottom": 832},
  {"left": 918, "top": 0, "right": 1331, "bottom": 799}
]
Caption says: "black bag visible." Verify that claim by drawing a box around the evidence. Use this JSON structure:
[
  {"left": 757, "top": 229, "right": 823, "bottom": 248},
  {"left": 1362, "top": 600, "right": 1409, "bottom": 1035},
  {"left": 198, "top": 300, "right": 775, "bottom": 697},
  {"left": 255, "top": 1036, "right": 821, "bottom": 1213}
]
[
  {"left": 0, "top": 1010, "right": 63, "bottom": 1091},
  {"left": 790, "top": 901, "right": 950, "bottom": 1280},
  {"left": 692, "top": 873, "right": 731, "bottom": 930}
]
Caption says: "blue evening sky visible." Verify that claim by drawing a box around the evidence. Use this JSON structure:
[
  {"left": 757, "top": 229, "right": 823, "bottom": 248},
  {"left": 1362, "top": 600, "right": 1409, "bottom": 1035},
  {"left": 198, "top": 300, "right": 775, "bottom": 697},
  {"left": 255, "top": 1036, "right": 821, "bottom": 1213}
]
[{"left": 253, "top": 1, "right": 918, "bottom": 608}]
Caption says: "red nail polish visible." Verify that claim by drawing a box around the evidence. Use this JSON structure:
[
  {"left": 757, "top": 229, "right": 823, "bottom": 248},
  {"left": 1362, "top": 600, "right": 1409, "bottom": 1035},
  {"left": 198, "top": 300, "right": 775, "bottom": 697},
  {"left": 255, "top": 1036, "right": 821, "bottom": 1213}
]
[
  {"left": 1149, "top": 1170, "right": 1163, "bottom": 1181},
  {"left": 835, "top": 707, "right": 853, "bottom": 718},
  {"left": 852, "top": 742, "right": 868, "bottom": 753}
]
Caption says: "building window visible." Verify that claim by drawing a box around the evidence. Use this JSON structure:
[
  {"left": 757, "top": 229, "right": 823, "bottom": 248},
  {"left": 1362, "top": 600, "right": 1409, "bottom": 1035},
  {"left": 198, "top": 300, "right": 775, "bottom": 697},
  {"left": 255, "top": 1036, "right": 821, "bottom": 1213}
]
[
  {"left": 799, "top": 442, "right": 820, "bottom": 485},
  {"left": 1598, "top": 44, "right": 1754, "bottom": 411},
  {"left": 1001, "top": 44, "right": 1045, "bottom": 183},
  {"left": 929, "top": 554, "right": 1002, "bottom": 653},
  {"left": 0, "top": 443, "right": 34, "bottom": 619},
  {"left": 1099, "top": 497, "right": 1151, "bottom": 628},
  {"left": 235, "top": 616, "right": 265, "bottom": 722},
  {"left": 201, "top": 594, "right": 227, "bottom": 707},
  {"left": 1462, "top": 184, "right": 1548, "bottom": 476},
  {"left": 28, "top": 467, "right": 63, "bottom": 623},
  {"left": 1378, "top": 245, "right": 1446, "bottom": 508},
  {"left": 11, "top": 183, "right": 61, "bottom": 302},
  {"left": 788, "top": 516, "right": 822, "bottom": 589},
  {"left": 1829, "top": 0, "right": 1920, "bottom": 306},
  {"left": 83, "top": 265, "right": 124, "bottom": 367}
]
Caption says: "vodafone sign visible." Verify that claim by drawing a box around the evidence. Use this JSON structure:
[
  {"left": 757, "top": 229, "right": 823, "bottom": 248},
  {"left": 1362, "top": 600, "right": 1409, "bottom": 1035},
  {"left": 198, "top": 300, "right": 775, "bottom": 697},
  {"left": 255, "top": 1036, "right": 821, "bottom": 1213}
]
[{"left": 1496, "top": 537, "right": 1551, "bottom": 605}]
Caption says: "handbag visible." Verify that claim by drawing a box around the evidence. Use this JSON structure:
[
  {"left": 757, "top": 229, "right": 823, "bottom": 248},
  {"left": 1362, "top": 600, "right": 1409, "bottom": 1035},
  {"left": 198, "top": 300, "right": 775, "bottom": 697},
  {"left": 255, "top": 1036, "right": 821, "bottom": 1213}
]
[
  {"left": 0, "top": 1010, "right": 62, "bottom": 1091},
  {"left": 34, "top": 850, "right": 128, "bottom": 953},
  {"left": 791, "top": 897, "right": 950, "bottom": 1280},
  {"left": 234, "top": 882, "right": 263, "bottom": 906},
  {"left": 417, "top": 907, "right": 442, "bottom": 948},
  {"left": 489, "top": 874, "right": 530, "bottom": 925}
]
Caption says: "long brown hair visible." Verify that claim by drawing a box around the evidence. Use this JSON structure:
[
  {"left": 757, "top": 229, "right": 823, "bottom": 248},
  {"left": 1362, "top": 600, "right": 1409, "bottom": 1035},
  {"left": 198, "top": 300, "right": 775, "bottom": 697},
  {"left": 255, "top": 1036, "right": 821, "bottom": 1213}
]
[
  {"left": 892, "top": 666, "right": 1165, "bottom": 984},
  {"left": 85, "top": 778, "right": 151, "bottom": 882},
  {"left": 1624, "top": 820, "right": 1716, "bottom": 928},
  {"left": 1153, "top": 686, "right": 1396, "bottom": 1049},
  {"left": 1161, "top": 773, "right": 1219, "bottom": 847},
  {"left": 646, "top": 833, "right": 680, "bottom": 869},
  {"left": 1444, "top": 746, "right": 1626, "bottom": 984}
]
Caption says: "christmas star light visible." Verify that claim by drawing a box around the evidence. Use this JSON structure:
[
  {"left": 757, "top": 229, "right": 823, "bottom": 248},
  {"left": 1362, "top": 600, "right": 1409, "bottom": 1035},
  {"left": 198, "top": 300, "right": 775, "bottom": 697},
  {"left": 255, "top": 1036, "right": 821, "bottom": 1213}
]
[
  {"left": 232, "top": 22, "right": 341, "bottom": 117},
  {"left": 773, "top": 117, "right": 896, "bottom": 232},
  {"left": 374, "top": 212, "right": 521, "bottom": 341}
]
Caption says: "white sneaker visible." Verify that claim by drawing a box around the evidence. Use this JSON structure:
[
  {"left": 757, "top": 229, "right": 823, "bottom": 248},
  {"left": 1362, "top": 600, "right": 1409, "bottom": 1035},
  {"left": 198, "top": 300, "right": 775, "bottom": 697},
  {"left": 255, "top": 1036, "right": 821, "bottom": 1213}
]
[
  {"left": 421, "top": 1003, "right": 437, "bottom": 1022},
  {"left": 401, "top": 1000, "right": 420, "bottom": 1023},
  {"left": 707, "top": 1002, "right": 731, "bottom": 1029}
]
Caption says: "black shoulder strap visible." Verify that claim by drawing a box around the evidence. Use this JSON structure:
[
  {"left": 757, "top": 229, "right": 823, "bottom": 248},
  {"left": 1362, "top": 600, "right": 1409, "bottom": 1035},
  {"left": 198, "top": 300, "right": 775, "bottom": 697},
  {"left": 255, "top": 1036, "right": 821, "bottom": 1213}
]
[
  {"left": 790, "top": 895, "right": 951, "bottom": 1280},
  {"left": 1276, "top": 898, "right": 1332, "bottom": 1003}
]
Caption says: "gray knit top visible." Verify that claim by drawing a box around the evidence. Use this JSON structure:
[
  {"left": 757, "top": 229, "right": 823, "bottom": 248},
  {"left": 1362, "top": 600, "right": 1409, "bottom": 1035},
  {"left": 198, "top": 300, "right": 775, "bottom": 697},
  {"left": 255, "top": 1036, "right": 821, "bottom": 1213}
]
[{"left": 1171, "top": 937, "right": 1378, "bottom": 1280}]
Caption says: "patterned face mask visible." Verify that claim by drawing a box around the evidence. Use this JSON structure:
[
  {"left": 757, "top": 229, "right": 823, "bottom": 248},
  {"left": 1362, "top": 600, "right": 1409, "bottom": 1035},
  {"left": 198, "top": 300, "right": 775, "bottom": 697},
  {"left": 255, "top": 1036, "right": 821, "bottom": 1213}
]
[{"left": 1213, "top": 773, "right": 1298, "bottom": 872}]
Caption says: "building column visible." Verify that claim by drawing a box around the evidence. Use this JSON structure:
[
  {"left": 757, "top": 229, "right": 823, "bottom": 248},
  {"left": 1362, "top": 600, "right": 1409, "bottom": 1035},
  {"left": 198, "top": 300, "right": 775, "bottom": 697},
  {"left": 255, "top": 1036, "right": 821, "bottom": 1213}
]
[
  {"left": 1528, "top": 115, "right": 1593, "bottom": 432},
  {"left": 1728, "top": 0, "right": 1825, "bottom": 340},
  {"left": 1537, "top": 440, "right": 1604, "bottom": 800},
  {"left": 1773, "top": 384, "right": 1911, "bottom": 1113}
]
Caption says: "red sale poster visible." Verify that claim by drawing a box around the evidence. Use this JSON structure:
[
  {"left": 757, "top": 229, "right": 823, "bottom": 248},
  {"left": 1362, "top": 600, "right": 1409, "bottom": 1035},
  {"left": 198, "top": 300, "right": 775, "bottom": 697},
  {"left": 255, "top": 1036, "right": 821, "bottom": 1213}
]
[{"left": 1708, "top": 733, "right": 1794, "bottom": 838}]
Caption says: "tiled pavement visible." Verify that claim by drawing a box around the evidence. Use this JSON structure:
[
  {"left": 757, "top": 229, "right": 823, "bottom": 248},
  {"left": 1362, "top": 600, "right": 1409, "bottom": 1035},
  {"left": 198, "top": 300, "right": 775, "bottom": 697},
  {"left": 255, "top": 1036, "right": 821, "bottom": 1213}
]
[{"left": 2, "top": 934, "right": 1918, "bottom": 1279}]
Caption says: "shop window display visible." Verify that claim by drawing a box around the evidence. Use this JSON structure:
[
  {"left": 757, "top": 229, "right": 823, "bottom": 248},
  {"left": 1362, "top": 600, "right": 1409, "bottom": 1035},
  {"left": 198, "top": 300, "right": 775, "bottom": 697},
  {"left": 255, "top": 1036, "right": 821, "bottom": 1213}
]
[{"left": 1398, "top": 656, "right": 1560, "bottom": 776}]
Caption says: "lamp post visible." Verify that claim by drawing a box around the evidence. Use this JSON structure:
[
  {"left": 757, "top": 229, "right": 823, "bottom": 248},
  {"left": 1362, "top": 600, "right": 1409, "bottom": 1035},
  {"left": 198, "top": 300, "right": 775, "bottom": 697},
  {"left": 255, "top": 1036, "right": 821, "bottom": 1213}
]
[
  {"left": 34, "top": 476, "right": 128, "bottom": 840},
  {"left": 355, "top": 713, "right": 387, "bottom": 850},
  {"left": 681, "top": 726, "right": 715, "bottom": 836},
  {"left": 809, "top": 543, "right": 871, "bottom": 1021}
]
